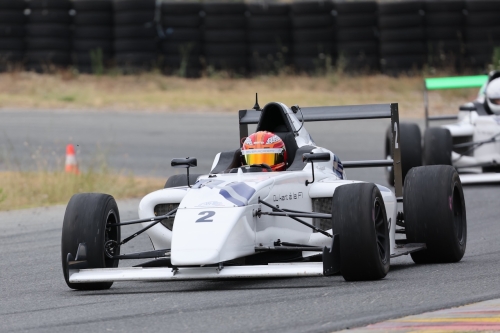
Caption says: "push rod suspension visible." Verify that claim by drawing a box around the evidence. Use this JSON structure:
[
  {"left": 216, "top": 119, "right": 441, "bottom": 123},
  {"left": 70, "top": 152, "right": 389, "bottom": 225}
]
[
  {"left": 258, "top": 199, "right": 332, "bottom": 238},
  {"left": 454, "top": 133, "right": 500, "bottom": 149},
  {"left": 454, "top": 132, "right": 500, "bottom": 160},
  {"left": 116, "top": 208, "right": 177, "bottom": 246},
  {"left": 109, "top": 208, "right": 178, "bottom": 226},
  {"left": 120, "top": 218, "right": 169, "bottom": 245},
  {"left": 255, "top": 246, "right": 323, "bottom": 252},
  {"left": 260, "top": 211, "right": 332, "bottom": 219},
  {"left": 270, "top": 207, "right": 332, "bottom": 219}
]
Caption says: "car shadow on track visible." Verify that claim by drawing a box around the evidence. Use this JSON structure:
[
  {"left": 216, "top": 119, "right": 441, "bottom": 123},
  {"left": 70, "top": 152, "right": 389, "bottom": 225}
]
[{"left": 71, "top": 277, "right": 341, "bottom": 296}]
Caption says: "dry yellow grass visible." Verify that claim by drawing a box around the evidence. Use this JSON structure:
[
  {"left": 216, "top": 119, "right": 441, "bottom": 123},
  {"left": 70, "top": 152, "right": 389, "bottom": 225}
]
[
  {"left": 0, "top": 71, "right": 480, "bottom": 118},
  {"left": 0, "top": 71, "right": 482, "bottom": 210},
  {"left": 0, "top": 170, "right": 163, "bottom": 211}
]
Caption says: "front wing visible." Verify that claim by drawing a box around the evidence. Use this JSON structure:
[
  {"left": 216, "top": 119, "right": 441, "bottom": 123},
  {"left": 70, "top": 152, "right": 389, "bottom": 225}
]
[
  {"left": 68, "top": 263, "right": 324, "bottom": 283},
  {"left": 67, "top": 242, "right": 425, "bottom": 283}
]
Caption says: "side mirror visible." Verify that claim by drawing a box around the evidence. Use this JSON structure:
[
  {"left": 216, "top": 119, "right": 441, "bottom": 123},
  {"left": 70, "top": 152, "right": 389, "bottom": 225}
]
[
  {"left": 171, "top": 157, "right": 197, "bottom": 168},
  {"left": 302, "top": 153, "right": 330, "bottom": 186},
  {"left": 302, "top": 153, "right": 330, "bottom": 163},
  {"left": 171, "top": 157, "right": 197, "bottom": 187}
]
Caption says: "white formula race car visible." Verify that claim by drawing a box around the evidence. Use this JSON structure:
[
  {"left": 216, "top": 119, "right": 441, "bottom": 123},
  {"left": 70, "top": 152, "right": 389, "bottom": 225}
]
[
  {"left": 62, "top": 101, "right": 467, "bottom": 290},
  {"left": 385, "top": 71, "right": 500, "bottom": 185}
]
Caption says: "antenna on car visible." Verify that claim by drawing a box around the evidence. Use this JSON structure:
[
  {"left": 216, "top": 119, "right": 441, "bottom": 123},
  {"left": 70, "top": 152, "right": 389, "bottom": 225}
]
[{"left": 253, "top": 93, "right": 261, "bottom": 111}]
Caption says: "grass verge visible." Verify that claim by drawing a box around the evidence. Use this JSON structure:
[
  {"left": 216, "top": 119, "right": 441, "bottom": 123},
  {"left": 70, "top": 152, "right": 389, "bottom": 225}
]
[
  {"left": 0, "top": 170, "right": 163, "bottom": 211},
  {"left": 0, "top": 71, "right": 481, "bottom": 118}
]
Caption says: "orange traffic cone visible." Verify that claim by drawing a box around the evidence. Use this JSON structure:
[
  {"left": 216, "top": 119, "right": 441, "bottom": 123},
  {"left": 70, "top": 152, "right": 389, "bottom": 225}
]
[{"left": 65, "top": 144, "right": 79, "bottom": 174}]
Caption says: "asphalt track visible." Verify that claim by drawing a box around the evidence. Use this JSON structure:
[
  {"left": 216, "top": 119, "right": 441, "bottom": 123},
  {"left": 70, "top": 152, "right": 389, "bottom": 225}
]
[
  {"left": 1, "top": 110, "right": 500, "bottom": 333},
  {"left": 0, "top": 109, "right": 392, "bottom": 183}
]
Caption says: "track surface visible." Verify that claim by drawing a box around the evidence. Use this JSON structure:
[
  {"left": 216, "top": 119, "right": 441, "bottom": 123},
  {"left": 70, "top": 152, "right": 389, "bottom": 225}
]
[
  {"left": 1, "top": 110, "right": 500, "bottom": 332},
  {"left": 0, "top": 109, "right": 391, "bottom": 183}
]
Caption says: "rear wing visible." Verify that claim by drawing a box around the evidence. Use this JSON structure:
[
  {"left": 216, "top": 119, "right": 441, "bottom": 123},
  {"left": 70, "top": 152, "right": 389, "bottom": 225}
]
[
  {"left": 238, "top": 103, "right": 403, "bottom": 197},
  {"left": 424, "top": 75, "right": 488, "bottom": 128}
]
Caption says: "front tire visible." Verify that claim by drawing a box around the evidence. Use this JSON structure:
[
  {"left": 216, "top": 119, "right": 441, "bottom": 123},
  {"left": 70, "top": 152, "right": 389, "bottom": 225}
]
[
  {"left": 404, "top": 166, "right": 466, "bottom": 263},
  {"left": 164, "top": 174, "right": 202, "bottom": 188},
  {"left": 332, "top": 183, "right": 390, "bottom": 281},
  {"left": 423, "top": 127, "right": 452, "bottom": 166},
  {"left": 61, "top": 193, "right": 121, "bottom": 290}
]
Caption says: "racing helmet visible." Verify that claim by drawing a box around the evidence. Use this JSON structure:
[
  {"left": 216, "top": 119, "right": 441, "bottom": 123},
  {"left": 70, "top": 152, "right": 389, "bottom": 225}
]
[
  {"left": 486, "top": 78, "right": 500, "bottom": 115},
  {"left": 241, "top": 131, "right": 287, "bottom": 171}
]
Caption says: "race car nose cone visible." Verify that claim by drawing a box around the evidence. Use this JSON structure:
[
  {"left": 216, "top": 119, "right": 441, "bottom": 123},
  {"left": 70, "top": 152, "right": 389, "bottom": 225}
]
[{"left": 171, "top": 249, "right": 220, "bottom": 266}]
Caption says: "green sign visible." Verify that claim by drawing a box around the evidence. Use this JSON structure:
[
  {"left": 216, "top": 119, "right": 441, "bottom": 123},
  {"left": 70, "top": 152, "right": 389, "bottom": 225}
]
[{"left": 424, "top": 75, "right": 488, "bottom": 90}]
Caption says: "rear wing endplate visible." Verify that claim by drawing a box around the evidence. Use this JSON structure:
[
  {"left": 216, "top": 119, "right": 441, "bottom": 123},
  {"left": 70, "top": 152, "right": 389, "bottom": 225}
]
[
  {"left": 424, "top": 75, "right": 488, "bottom": 128},
  {"left": 238, "top": 103, "right": 403, "bottom": 197}
]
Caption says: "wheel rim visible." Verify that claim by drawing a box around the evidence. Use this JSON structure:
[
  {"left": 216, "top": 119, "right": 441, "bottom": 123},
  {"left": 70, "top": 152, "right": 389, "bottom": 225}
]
[
  {"left": 373, "top": 198, "right": 388, "bottom": 264},
  {"left": 104, "top": 209, "right": 119, "bottom": 266},
  {"left": 452, "top": 183, "right": 465, "bottom": 246}
]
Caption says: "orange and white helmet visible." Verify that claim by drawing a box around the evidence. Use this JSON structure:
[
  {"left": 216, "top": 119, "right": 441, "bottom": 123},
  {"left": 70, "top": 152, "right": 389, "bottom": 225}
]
[{"left": 241, "top": 131, "right": 287, "bottom": 171}]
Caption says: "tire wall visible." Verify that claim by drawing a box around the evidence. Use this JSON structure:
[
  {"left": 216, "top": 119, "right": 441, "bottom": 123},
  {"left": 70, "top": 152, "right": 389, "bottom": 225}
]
[
  {"left": 291, "top": 1, "right": 335, "bottom": 73},
  {"left": 0, "top": 0, "right": 25, "bottom": 71},
  {"left": 161, "top": 2, "right": 202, "bottom": 76},
  {"left": 113, "top": 0, "right": 157, "bottom": 72},
  {"left": 73, "top": 0, "right": 113, "bottom": 73},
  {"left": 424, "top": 0, "right": 464, "bottom": 71},
  {"left": 0, "top": 0, "right": 498, "bottom": 75},
  {"left": 247, "top": 3, "right": 291, "bottom": 74},
  {"left": 26, "top": 0, "right": 72, "bottom": 71},
  {"left": 202, "top": 2, "right": 247, "bottom": 73},
  {"left": 378, "top": 1, "right": 425, "bottom": 74},
  {"left": 464, "top": 0, "right": 500, "bottom": 70},
  {"left": 335, "top": 1, "right": 378, "bottom": 72}
]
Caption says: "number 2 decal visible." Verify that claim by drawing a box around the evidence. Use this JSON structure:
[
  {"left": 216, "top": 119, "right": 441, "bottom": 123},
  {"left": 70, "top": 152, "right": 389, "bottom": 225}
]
[
  {"left": 196, "top": 211, "right": 215, "bottom": 222},
  {"left": 393, "top": 122, "right": 399, "bottom": 149}
]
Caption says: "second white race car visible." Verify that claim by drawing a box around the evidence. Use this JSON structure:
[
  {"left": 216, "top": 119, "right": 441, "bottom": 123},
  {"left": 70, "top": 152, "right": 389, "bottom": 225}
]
[
  {"left": 61, "top": 100, "right": 467, "bottom": 290},
  {"left": 386, "top": 71, "right": 500, "bottom": 185}
]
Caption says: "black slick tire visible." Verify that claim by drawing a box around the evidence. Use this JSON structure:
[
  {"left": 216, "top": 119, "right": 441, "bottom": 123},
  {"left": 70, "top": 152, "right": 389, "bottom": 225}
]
[
  {"left": 384, "top": 126, "right": 395, "bottom": 186},
  {"left": 385, "top": 123, "right": 422, "bottom": 186},
  {"left": 332, "top": 183, "right": 390, "bottom": 281},
  {"left": 423, "top": 127, "right": 452, "bottom": 166},
  {"left": 61, "top": 193, "right": 121, "bottom": 290},
  {"left": 404, "top": 166, "right": 466, "bottom": 263},
  {"left": 400, "top": 122, "right": 422, "bottom": 181}
]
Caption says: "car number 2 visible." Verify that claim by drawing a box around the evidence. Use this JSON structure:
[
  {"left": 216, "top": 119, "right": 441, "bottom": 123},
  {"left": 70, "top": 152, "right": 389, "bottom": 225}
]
[{"left": 196, "top": 211, "right": 215, "bottom": 222}]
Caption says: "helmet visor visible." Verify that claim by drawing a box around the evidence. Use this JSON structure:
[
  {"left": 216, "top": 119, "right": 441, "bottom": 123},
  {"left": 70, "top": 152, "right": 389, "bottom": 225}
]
[
  {"left": 242, "top": 148, "right": 284, "bottom": 166},
  {"left": 490, "top": 98, "right": 500, "bottom": 105}
]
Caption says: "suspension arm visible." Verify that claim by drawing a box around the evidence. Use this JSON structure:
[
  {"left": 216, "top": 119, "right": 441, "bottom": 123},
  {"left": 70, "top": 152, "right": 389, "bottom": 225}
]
[
  {"left": 109, "top": 208, "right": 178, "bottom": 227},
  {"left": 258, "top": 199, "right": 332, "bottom": 238}
]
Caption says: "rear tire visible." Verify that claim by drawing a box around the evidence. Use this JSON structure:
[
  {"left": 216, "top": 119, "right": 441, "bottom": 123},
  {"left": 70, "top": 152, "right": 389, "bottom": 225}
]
[
  {"left": 404, "top": 166, "right": 466, "bottom": 263},
  {"left": 332, "top": 183, "right": 390, "bottom": 281},
  {"left": 61, "top": 193, "right": 121, "bottom": 290},
  {"left": 384, "top": 126, "right": 395, "bottom": 186},
  {"left": 401, "top": 122, "right": 422, "bottom": 181},
  {"left": 423, "top": 127, "right": 452, "bottom": 165},
  {"left": 385, "top": 122, "right": 422, "bottom": 186}
]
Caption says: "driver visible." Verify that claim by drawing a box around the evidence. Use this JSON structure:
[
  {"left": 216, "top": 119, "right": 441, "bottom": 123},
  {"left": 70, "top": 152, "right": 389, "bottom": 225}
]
[
  {"left": 486, "top": 77, "right": 500, "bottom": 115},
  {"left": 241, "top": 131, "right": 287, "bottom": 171}
]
